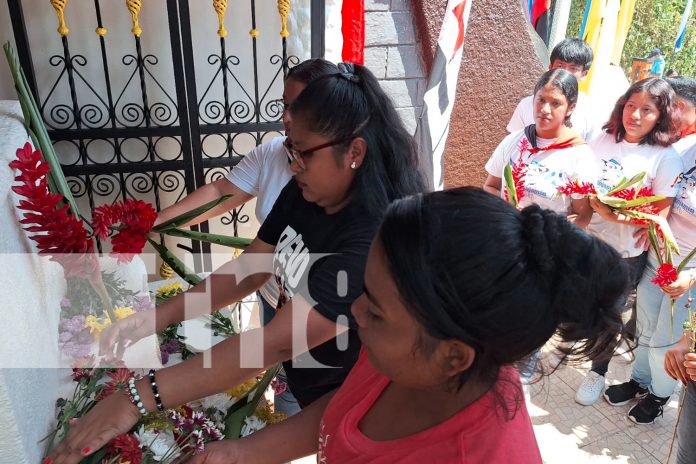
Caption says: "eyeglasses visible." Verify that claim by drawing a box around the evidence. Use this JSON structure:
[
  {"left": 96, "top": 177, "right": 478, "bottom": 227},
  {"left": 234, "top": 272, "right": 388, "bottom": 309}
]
[{"left": 283, "top": 137, "right": 354, "bottom": 170}]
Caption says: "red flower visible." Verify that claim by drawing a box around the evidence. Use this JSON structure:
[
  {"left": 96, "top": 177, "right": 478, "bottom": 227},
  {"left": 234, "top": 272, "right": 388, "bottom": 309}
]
[
  {"left": 652, "top": 263, "right": 678, "bottom": 287},
  {"left": 104, "top": 433, "right": 143, "bottom": 464},
  {"left": 9, "top": 143, "right": 98, "bottom": 278},
  {"left": 95, "top": 368, "right": 134, "bottom": 401},
  {"left": 92, "top": 199, "right": 157, "bottom": 263},
  {"left": 557, "top": 180, "right": 597, "bottom": 196}
]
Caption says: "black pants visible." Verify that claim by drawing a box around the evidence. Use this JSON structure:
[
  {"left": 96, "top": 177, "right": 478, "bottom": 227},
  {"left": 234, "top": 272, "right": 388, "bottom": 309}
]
[{"left": 591, "top": 252, "right": 647, "bottom": 376}]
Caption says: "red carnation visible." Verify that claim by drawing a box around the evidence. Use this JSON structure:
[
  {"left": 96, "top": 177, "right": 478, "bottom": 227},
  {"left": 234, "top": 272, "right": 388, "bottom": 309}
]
[
  {"left": 104, "top": 433, "right": 143, "bottom": 464},
  {"left": 652, "top": 263, "right": 678, "bottom": 287},
  {"left": 95, "top": 368, "right": 135, "bottom": 401},
  {"left": 9, "top": 143, "right": 98, "bottom": 278},
  {"left": 92, "top": 199, "right": 157, "bottom": 263}
]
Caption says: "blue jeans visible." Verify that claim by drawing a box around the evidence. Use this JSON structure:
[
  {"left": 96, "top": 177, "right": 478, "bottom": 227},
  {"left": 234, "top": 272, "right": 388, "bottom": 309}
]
[
  {"left": 258, "top": 292, "right": 301, "bottom": 417},
  {"left": 677, "top": 383, "right": 696, "bottom": 463},
  {"left": 631, "top": 254, "right": 692, "bottom": 398},
  {"left": 591, "top": 253, "right": 647, "bottom": 375}
]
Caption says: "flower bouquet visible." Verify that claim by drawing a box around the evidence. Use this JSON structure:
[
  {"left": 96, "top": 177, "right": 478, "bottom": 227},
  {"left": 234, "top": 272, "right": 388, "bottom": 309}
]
[
  {"left": 43, "top": 366, "right": 285, "bottom": 463},
  {"left": 557, "top": 172, "right": 677, "bottom": 245}
]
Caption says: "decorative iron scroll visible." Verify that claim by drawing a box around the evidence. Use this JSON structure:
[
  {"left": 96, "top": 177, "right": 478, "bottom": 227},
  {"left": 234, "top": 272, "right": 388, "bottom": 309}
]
[{"left": 7, "top": 0, "right": 322, "bottom": 271}]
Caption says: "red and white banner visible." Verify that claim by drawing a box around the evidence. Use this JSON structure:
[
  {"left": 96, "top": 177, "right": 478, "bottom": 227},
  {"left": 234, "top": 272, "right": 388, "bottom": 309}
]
[
  {"left": 415, "top": 0, "right": 473, "bottom": 190},
  {"left": 342, "top": 0, "right": 365, "bottom": 64}
]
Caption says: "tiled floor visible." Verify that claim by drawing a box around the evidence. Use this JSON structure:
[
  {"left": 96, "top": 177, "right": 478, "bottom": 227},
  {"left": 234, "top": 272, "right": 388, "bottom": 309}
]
[{"left": 528, "top": 350, "right": 683, "bottom": 463}]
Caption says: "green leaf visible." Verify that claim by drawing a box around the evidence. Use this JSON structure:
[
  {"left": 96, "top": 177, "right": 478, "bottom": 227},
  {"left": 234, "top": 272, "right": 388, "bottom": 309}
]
[
  {"left": 503, "top": 163, "right": 518, "bottom": 207},
  {"left": 4, "top": 42, "right": 80, "bottom": 218},
  {"left": 607, "top": 172, "right": 646, "bottom": 196},
  {"left": 151, "top": 195, "right": 232, "bottom": 233},
  {"left": 621, "top": 210, "right": 680, "bottom": 255},
  {"left": 224, "top": 365, "right": 281, "bottom": 439},
  {"left": 161, "top": 228, "right": 252, "bottom": 249},
  {"left": 677, "top": 245, "right": 696, "bottom": 272},
  {"left": 147, "top": 238, "right": 202, "bottom": 286},
  {"left": 647, "top": 223, "right": 663, "bottom": 266}
]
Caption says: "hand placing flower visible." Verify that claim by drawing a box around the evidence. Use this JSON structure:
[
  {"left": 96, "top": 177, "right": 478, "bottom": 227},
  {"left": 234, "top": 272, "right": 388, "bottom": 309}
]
[{"left": 661, "top": 271, "right": 696, "bottom": 299}]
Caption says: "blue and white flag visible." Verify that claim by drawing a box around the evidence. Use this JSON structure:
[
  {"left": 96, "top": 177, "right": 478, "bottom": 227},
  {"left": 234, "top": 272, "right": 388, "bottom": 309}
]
[{"left": 675, "top": 0, "right": 693, "bottom": 52}]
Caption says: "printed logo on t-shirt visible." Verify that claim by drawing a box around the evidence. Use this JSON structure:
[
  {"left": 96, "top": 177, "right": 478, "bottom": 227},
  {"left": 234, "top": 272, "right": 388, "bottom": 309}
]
[
  {"left": 518, "top": 160, "right": 565, "bottom": 200},
  {"left": 274, "top": 225, "right": 311, "bottom": 305},
  {"left": 598, "top": 158, "right": 624, "bottom": 191},
  {"left": 674, "top": 172, "right": 696, "bottom": 215}
]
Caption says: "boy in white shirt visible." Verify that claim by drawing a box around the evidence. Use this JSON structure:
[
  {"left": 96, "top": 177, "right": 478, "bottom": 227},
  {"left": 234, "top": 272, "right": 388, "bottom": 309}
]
[{"left": 507, "top": 38, "right": 596, "bottom": 141}]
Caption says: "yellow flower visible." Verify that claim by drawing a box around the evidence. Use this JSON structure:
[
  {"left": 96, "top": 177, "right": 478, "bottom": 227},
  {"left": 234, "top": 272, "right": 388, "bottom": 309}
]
[
  {"left": 224, "top": 379, "right": 258, "bottom": 399},
  {"left": 157, "top": 282, "right": 184, "bottom": 298},
  {"left": 84, "top": 306, "right": 135, "bottom": 338},
  {"left": 254, "top": 401, "right": 287, "bottom": 424}
]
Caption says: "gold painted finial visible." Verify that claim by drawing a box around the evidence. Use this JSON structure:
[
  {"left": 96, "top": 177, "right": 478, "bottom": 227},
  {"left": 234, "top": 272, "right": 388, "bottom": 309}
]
[
  {"left": 277, "top": 0, "right": 290, "bottom": 38},
  {"left": 159, "top": 262, "right": 175, "bottom": 279},
  {"left": 213, "top": 0, "right": 228, "bottom": 38},
  {"left": 50, "top": 0, "right": 70, "bottom": 37},
  {"left": 126, "top": 0, "right": 143, "bottom": 37},
  {"left": 96, "top": 27, "right": 107, "bottom": 37}
]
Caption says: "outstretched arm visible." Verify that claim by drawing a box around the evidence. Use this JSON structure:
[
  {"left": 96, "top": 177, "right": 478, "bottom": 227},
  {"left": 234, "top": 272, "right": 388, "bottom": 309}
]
[
  {"left": 184, "top": 389, "right": 337, "bottom": 464},
  {"left": 155, "top": 178, "right": 253, "bottom": 228}
]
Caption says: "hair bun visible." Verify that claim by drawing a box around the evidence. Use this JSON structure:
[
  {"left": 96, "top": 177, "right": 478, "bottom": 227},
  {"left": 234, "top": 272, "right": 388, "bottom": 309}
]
[
  {"left": 337, "top": 62, "right": 360, "bottom": 83},
  {"left": 520, "top": 205, "right": 559, "bottom": 276}
]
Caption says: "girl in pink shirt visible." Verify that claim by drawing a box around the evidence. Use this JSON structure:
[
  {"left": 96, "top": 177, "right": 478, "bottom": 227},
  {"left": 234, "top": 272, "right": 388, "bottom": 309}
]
[{"left": 186, "top": 188, "right": 632, "bottom": 464}]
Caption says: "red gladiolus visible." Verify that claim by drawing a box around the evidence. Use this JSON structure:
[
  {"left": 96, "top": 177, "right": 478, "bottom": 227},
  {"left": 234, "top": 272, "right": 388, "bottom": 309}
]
[
  {"left": 91, "top": 199, "right": 157, "bottom": 263},
  {"left": 652, "top": 263, "right": 679, "bottom": 287},
  {"left": 504, "top": 161, "right": 527, "bottom": 206},
  {"left": 9, "top": 143, "right": 98, "bottom": 278},
  {"left": 104, "top": 433, "right": 143, "bottom": 464}
]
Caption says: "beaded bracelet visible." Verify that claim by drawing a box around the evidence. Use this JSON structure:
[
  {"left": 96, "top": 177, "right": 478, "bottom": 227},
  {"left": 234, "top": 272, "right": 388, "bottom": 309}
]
[
  {"left": 126, "top": 377, "right": 147, "bottom": 417},
  {"left": 148, "top": 369, "right": 165, "bottom": 412}
]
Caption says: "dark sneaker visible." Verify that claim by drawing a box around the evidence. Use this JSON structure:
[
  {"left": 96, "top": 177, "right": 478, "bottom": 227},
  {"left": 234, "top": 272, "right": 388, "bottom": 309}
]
[
  {"left": 628, "top": 394, "right": 669, "bottom": 424},
  {"left": 603, "top": 380, "right": 649, "bottom": 406}
]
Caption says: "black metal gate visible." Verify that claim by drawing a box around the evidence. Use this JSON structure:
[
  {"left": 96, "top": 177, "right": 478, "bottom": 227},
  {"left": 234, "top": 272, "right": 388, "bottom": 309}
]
[{"left": 8, "top": 0, "right": 324, "bottom": 271}]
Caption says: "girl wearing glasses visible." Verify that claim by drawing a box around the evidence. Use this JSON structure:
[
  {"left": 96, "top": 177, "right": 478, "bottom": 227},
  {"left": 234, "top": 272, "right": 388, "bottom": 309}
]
[
  {"left": 174, "top": 188, "right": 628, "bottom": 463},
  {"left": 49, "top": 63, "right": 425, "bottom": 463}
]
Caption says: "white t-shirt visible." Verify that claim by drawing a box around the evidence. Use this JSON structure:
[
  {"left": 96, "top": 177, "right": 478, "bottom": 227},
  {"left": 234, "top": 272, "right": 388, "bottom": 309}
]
[
  {"left": 586, "top": 132, "right": 682, "bottom": 258},
  {"left": 485, "top": 130, "right": 595, "bottom": 215},
  {"left": 671, "top": 134, "right": 696, "bottom": 157},
  {"left": 506, "top": 92, "right": 596, "bottom": 142},
  {"left": 670, "top": 144, "right": 696, "bottom": 268},
  {"left": 226, "top": 135, "right": 293, "bottom": 307}
]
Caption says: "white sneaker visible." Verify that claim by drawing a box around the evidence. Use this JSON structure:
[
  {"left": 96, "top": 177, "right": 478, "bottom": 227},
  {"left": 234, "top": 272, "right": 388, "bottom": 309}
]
[{"left": 575, "top": 371, "right": 606, "bottom": 406}]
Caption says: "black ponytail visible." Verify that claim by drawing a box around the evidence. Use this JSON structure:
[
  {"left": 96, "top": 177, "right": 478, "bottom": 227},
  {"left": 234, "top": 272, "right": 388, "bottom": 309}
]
[
  {"left": 289, "top": 62, "right": 426, "bottom": 217},
  {"left": 378, "top": 188, "right": 630, "bottom": 413}
]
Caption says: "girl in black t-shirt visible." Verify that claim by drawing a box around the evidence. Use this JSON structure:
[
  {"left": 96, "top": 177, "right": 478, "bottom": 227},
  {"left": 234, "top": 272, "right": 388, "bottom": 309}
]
[{"left": 49, "top": 63, "right": 426, "bottom": 463}]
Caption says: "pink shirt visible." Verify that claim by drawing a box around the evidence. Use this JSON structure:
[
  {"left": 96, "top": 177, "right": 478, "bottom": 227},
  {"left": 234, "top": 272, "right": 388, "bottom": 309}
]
[{"left": 317, "top": 349, "right": 542, "bottom": 463}]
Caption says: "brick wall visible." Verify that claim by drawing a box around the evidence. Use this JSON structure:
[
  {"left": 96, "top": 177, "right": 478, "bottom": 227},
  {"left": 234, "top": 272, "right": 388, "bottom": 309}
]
[{"left": 364, "top": 0, "right": 425, "bottom": 134}]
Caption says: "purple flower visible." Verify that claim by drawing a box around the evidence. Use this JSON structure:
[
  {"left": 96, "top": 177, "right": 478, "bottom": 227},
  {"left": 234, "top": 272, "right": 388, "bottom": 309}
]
[
  {"left": 60, "top": 297, "right": 71, "bottom": 308},
  {"left": 160, "top": 349, "right": 170, "bottom": 365}
]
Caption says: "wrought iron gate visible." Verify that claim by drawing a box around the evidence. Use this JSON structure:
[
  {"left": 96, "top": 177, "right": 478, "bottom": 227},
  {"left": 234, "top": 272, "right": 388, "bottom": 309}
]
[{"left": 7, "top": 0, "right": 324, "bottom": 271}]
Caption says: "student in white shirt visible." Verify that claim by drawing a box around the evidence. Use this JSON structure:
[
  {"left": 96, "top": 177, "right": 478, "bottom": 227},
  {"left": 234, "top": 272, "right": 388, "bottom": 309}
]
[
  {"left": 485, "top": 68, "right": 593, "bottom": 227},
  {"left": 602, "top": 76, "right": 696, "bottom": 425},
  {"left": 507, "top": 38, "right": 596, "bottom": 141},
  {"left": 574, "top": 78, "right": 682, "bottom": 407}
]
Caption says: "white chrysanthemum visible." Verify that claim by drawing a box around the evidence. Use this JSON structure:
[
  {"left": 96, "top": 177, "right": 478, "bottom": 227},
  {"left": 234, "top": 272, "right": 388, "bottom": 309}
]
[
  {"left": 190, "top": 393, "right": 236, "bottom": 414},
  {"left": 240, "top": 415, "right": 267, "bottom": 437},
  {"left": 135, "top": 426, "right": 180, "bottom": 462}
]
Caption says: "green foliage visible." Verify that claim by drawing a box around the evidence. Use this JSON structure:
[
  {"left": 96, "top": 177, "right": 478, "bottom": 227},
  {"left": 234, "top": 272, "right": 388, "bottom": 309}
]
[{"left": 565, "top": 0, "right": 696, "bottom": 77}]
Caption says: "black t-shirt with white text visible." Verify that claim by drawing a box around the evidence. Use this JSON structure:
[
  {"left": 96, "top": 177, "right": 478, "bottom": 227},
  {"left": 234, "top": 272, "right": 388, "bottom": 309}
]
[{"left": 258, "top": 180, "right": 379, "bottom": 407}]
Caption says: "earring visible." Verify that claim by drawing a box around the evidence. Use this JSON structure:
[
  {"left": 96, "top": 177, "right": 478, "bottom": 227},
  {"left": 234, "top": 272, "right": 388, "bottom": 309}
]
[{"left": 350, "top": 161, "right": 357, "bottom": 169}]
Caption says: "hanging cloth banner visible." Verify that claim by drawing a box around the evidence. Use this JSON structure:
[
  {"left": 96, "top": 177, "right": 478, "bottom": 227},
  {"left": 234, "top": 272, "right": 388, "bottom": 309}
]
[
  {"left": 675, "top": 0, "right": 693, "bottom": 53},
  {"left": 341, "top": 0, "right": 365, "bottom": 64},
  {"left": 414, "top": 0, "right": 473, "bottom": 190},
  {"left": 611, "top": 0, "right": 636, "bottom": 64},
  {"left": 532, "top": 0, "right": 552, "bottom": 45}
]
